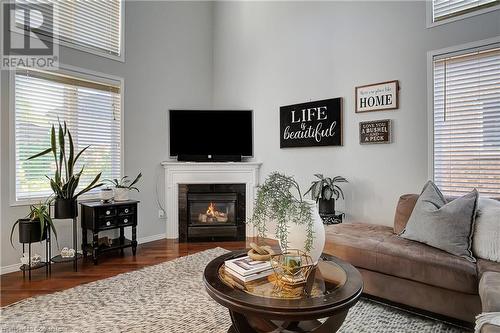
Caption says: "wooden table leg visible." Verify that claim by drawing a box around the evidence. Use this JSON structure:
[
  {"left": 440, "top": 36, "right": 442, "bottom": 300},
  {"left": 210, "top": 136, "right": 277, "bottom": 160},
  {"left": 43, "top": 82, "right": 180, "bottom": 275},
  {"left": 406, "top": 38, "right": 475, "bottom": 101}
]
[{"left": 228, "top": 309, "right": 348, "bottom": 333}]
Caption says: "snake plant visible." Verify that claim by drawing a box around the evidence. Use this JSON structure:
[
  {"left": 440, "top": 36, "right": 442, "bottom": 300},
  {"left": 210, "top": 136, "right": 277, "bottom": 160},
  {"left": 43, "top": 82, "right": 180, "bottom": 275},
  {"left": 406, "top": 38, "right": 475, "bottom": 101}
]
[{"left": 27, "top": 121, "right": 103, "bottom": 199}]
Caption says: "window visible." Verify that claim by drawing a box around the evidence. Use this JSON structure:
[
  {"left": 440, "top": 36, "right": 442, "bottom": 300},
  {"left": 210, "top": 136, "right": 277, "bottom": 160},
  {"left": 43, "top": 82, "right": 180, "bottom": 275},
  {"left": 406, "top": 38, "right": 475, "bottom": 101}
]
[
  {"left": 14, "top": 68, "right": 122, "bottom": 202},
  {"left": 432, "top": 45, "right": 500, "bottom": 197},
  {"left": 431, "top": 0, "right": 500, "bottom": 23},
  {"left": 15, "top": 0, "right": 122, "bottom": 58}
]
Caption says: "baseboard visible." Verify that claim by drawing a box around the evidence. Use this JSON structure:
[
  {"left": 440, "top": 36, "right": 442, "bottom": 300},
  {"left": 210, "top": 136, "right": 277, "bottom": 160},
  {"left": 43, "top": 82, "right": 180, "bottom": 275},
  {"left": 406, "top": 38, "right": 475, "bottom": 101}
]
[
  {"left": 0, "top": 233, "right": 167, "bottom": 275},
  {"left": 137, "top": 233, "right": 166, "bottom": 244},
  {"left": 1, "top": 263, "right": 21, "bottom": 275}
]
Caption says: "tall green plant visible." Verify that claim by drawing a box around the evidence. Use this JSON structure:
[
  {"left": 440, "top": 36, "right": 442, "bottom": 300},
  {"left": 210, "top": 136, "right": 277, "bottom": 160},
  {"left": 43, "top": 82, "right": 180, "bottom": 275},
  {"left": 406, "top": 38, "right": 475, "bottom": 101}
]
[
  {"left": 27, "top": 121, "right": 103, "bottom": 199},
  {"left": 305, "top": 174, "right": 347, "bottom": 202},
  {"left": 248, "top": 172, "right": 314, "bottom": 252}
]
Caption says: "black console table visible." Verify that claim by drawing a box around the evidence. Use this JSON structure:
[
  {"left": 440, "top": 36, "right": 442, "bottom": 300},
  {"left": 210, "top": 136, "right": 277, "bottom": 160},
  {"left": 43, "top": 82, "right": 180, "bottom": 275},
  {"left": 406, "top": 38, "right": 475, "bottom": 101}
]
[{"left": 80, "top": 200, "right": 139, "bottom": 265}]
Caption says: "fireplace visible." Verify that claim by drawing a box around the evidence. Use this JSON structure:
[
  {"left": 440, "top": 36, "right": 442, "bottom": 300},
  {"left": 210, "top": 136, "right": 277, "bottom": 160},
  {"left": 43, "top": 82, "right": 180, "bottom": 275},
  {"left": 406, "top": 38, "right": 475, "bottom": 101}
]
[{"left": 178, "top": 184, "right": 246, "bottom": 242}]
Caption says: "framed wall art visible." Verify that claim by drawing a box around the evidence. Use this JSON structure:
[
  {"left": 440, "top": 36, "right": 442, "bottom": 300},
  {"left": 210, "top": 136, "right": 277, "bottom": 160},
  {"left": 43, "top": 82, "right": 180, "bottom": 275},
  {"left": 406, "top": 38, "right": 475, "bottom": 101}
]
[
  {"left": 280, "top": 98, "right": 342, "bottom": 148},
  {"left": 355, "top": 80, "right": 399, "bottom": 113},
  {"left": 359, "top": 119, "right": 392, "bottom": 144}
]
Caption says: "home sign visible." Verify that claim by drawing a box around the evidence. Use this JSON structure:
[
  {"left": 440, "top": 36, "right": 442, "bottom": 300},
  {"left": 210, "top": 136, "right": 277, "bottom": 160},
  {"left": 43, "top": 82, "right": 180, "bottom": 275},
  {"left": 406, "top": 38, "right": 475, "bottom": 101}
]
[
  {"left": 359, "top": 119, "right": 392, "bottom": 144},
  {"left": 355, "top": 80, "right": 399, "bottom": 113},
  {"left": 280, "top": 97, "right": 342, "bottom": 148}
]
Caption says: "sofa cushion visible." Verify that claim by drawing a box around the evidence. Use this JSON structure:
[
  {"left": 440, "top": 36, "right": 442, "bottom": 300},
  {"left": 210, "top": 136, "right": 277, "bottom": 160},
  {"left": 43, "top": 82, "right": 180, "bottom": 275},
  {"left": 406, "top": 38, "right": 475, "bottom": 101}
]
[
  {"left": 481, "top": 324, "right": 500, "bottom": 333},
  {"left": 479, "top": 272, "right": 500, "bottom": 312},
  {"left": 325, "top": 223, "right": 478, "bottom": 294},
  {"left": 478, "top": 259, "right": 500, "bottom": 278},
  {"left": 473, "top": 198, "right": 500, "bottom": 262},
  {"left": 394, "top": 194, "right": 418, "bottom": 234},
  {"left": 400, "top": 181, "right": 478, "bottom": 262}
]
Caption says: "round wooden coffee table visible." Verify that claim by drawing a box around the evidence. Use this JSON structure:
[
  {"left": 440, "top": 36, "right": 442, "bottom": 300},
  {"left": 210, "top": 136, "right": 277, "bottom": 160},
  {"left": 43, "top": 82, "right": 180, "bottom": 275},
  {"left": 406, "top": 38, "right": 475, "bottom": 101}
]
[{"left": 204, "top": 250, "right": 363, "bottom": 333}]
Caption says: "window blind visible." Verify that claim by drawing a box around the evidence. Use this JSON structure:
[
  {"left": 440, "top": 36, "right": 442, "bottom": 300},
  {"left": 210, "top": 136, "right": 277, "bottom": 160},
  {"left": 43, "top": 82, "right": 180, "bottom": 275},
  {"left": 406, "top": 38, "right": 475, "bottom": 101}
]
[
  {"left": 15, "top": 0, "right": 122, "bottom": 56},
  {"left": 15, "top": 69, "right": 122, "bottom": 201},
  {"left": 432, "top": 0, "right": 499, "bottom": 22},
  {"left": 433, "top": 47, "right": 500, "bottom": 197}
]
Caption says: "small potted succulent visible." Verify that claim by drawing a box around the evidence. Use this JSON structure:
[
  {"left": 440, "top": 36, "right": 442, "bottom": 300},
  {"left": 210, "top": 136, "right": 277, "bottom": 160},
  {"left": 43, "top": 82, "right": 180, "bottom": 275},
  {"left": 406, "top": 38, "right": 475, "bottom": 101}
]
[
  {"left": 10, "top": 201, "right": 58, "bottom": 246},
  {"left": 304, "top": 174, "right": 348, "bottom": 215},
  {"left": 107, "top": 173, "right": 142, "bottom": 201},
  {"left": 27, "top": 121, "right": 103, "bottom": 218}
]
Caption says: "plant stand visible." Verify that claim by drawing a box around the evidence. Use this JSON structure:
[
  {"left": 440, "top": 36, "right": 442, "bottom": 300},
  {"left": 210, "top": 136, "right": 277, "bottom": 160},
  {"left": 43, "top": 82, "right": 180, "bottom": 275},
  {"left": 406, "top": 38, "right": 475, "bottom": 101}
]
[
  {"left": 51, "top": 217, "right": 82, "bottom": 272},
  {"left": 21, "top": 228, "right": 51, "bottom": 281},
  {"left": 320, "top": 212, "right": 345, "bottom": 225}
]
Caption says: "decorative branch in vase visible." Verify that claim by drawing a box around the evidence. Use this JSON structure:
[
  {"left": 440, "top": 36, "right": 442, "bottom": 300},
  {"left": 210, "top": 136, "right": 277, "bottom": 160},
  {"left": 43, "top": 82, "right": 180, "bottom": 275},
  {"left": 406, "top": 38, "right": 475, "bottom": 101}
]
[{"left": 248, "top": 172, "right": 325, "bottom": 263}]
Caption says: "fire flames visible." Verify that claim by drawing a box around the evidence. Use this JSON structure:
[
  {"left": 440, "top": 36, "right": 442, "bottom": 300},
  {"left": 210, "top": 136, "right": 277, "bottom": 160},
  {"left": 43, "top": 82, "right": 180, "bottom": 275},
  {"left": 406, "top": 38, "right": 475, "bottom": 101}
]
[
  {"left": 206, "top": 202, "right": 217, "bottom": 217},
  {"left": 198, "top": 202, "right": 228, "bottom": 223}
]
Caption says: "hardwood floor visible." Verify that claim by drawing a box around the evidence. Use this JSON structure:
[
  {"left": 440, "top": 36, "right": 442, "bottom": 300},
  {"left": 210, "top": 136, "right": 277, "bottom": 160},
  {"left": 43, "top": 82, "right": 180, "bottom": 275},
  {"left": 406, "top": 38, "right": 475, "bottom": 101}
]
[{"left": 0, "top": 239, "right": 248, "bottom": 307}]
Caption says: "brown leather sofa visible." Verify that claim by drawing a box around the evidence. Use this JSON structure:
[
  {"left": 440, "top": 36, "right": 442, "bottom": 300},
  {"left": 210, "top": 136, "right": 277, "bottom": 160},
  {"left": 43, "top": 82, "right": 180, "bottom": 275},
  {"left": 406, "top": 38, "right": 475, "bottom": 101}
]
[
  {"left": 323, "top": 194, "right": 500, "bottom": 324},
  {"left": 479, "top": 272, "right": 500, "bottom": 333}
]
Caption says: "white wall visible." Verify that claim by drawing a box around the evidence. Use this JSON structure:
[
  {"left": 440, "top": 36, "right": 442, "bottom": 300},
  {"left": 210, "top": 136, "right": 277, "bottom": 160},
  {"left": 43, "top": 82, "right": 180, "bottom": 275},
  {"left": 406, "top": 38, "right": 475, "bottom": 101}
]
[
  {"left": 0, "top": 1, "right": 214, "bottom": 270},
  {"left": 212, "top": 1, "right": 500, "bottom": 225}
]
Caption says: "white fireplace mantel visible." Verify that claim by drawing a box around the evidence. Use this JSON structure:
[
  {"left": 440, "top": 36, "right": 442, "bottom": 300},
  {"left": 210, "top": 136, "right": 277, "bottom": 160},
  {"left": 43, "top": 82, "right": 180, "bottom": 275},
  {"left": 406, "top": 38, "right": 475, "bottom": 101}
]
[{"left": 161, "top": 161, "right": 262, "bottom": 239}]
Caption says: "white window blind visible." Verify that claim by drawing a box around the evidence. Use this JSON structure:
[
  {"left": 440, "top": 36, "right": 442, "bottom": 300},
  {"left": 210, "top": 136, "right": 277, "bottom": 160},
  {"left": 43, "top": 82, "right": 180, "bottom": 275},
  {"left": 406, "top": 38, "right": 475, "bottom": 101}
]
[
  {"left": 433, "top": 46, "right": 500, "bottom": 197},
  {"left": 15, "top": 0, "right": 122, "bottom": 57},
  {"left": 14, "top": 69, "right": 122, "bottom": 201},
  {"left": 432, "top": 0, "right": 499, "bottom": 22}
]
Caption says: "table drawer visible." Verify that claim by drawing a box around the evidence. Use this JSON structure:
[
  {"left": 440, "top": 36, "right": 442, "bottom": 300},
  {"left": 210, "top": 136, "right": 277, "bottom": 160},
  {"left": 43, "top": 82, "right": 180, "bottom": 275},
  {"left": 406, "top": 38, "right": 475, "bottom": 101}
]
[
  {"left": 117, "top": 215, "right": 135, "bottom": 226},
  {"left": 98, "top": 207, "right": 117, "bottom": 218},
  {"left": 118, "top": 205, "right": 135, "bottom": 216},
  {"left": 99, "top": 218, "right": 117, "bottom": 229}
]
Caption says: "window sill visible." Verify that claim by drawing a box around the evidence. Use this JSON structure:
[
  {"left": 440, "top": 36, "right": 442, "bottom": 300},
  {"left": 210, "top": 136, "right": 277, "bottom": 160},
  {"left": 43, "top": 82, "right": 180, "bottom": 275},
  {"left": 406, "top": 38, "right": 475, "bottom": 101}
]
[
  {"left": 10, "top": 193, "right": 101, "bottom": 208},
  {"left": 426, "top": 3, "right": 500, "bottom": 28}
]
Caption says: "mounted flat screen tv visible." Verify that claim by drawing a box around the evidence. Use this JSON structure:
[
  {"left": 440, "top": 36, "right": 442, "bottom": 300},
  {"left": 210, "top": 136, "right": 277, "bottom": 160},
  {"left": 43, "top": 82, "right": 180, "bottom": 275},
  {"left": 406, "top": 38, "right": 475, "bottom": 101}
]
[{"left": 169, "top": 110, "right": 253, "bottom": 162}]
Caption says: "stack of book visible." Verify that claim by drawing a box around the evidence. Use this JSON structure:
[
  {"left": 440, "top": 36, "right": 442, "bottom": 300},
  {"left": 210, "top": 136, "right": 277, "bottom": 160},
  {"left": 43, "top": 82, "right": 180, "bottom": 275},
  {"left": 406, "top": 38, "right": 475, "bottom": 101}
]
[{"left": 224, "top": 255, "right": 273, "bottom": 284}]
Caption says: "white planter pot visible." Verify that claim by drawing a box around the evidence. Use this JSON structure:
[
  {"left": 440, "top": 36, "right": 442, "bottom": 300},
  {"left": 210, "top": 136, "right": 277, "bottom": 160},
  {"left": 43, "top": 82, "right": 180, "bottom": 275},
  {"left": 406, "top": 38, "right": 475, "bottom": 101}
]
[
  {"left": 114, "top": 188, "right": 129, "bottom": 201},
  {"left": 280, "top": 199, "right": 325, "bottom": 264}
]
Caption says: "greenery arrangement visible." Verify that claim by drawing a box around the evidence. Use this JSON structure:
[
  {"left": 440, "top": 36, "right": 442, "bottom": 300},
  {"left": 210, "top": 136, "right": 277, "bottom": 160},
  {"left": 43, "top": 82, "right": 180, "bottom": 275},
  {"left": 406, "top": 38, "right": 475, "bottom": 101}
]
[
  {"left": 27, "top": 121, "right": 103, "bottom": 200},
  {"left": 10, "top": 200, "right": 57, "bottom": 247},
  {"left": 106, "top": 173, "right": 142, "bottom": 191},
  {"left": 248, "top": 172, "right": 314, "bottom": 252},
  {"left": 304, "top": 174, "right": 348, "bottom": 202}
]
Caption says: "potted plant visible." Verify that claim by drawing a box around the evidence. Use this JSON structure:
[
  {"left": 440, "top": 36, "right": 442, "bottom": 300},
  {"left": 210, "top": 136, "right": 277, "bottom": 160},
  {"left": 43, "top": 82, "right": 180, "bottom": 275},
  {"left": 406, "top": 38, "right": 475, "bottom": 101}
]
[
  {"left": 107, "top": 173, "right": 142, "bottom": 201},
  {"left": 27, "top": 121, "right": 103, "bottom": 218},
  {"left": 305, "top": 174, "right": 347, "bottom": 215},
  {"left": 10, "top": 201, "right": 58, "bottom": 246},
  {"left": 248, "top": 172, "right": 325, "bottom": 263}
]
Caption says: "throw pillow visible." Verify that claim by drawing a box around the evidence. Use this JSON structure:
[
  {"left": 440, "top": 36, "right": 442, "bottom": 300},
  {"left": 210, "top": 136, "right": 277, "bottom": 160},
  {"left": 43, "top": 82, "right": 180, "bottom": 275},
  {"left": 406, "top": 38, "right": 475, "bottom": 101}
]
[
  {"left": 473, "top": 198, "right": 500, "bottom": 262},
  {"left": 400, "top": 181, "right": 478, "bottom": 262}
]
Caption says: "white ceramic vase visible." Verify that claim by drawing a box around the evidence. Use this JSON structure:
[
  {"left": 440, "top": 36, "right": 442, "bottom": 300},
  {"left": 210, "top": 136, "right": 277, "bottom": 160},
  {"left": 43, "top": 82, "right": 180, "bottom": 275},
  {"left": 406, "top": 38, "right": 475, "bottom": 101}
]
[
  {"left": 280, "top": 199, "right": 325, "bottom": 264},
  {"left": 114, "top": 188, "right": 129, "bottom": 201}
]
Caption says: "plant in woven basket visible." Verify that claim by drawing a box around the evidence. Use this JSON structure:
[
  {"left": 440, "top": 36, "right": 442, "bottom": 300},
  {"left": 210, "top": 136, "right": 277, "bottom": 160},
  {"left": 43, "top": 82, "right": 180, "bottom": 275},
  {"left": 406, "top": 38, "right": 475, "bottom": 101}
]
[{"left": 248, "top": 172, "right": 314, "bottom": 252}]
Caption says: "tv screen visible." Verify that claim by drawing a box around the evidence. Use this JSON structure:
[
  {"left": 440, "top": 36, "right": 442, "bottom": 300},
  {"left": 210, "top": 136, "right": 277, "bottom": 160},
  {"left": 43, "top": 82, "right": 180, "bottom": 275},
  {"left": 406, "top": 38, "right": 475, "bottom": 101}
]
[{"left": 169, "top": 110, "right": 253, "bottom": 157}]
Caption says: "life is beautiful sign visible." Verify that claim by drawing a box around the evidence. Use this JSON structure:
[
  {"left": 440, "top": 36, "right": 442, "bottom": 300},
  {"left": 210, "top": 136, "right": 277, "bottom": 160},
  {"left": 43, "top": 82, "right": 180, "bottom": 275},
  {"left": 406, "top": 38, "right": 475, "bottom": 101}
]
[
  {"left": 355, "top": 80, "right": 399, "bottom": 113},
  {"left": 280, "top": 98, "right": 342, "bottom": 148}
]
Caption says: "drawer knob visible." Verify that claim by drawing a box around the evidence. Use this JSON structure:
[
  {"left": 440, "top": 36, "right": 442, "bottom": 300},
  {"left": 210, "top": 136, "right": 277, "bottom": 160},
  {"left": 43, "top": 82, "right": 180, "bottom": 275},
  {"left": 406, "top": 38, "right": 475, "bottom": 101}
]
[
  {"left": 124, "top": 209, "right": 129, "bottom": 213},
  {"left": 106, "top": 221, "right": 111, "bottom": 226},
  {"left": 106, "top": 210, "right": 111, "bottom": 215},
  {"left": 124, "top": 219, "right": 128, "bottom": 223}
]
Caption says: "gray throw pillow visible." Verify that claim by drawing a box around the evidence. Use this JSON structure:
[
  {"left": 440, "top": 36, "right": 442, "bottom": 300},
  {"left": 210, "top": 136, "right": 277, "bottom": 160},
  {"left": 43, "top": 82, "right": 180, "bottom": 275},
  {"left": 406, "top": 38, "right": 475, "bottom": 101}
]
[{"left": 400, "top": 181, "right": 478, "bottom": 262}]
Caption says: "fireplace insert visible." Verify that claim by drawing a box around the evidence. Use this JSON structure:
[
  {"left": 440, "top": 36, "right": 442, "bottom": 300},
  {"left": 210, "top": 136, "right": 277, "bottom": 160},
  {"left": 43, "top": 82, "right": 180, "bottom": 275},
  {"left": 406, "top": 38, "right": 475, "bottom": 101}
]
[{"left": 179, "top": 184, "right": 246, "bottom": 242}]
